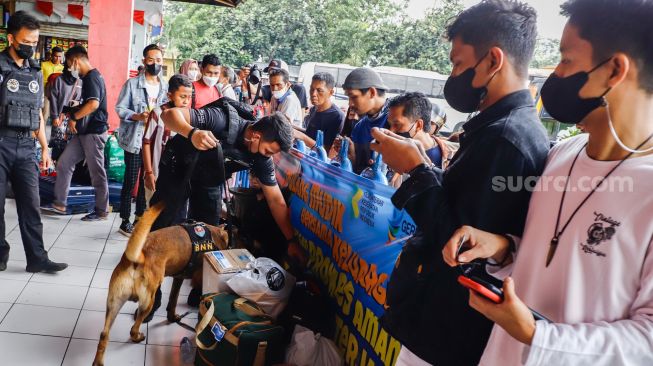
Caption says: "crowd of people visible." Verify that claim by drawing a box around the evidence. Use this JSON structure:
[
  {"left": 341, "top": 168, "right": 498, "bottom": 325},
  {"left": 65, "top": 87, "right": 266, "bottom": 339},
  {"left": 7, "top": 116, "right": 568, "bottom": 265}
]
[{"left": 0, "top": 0, "right": 652, "bottom": 364}]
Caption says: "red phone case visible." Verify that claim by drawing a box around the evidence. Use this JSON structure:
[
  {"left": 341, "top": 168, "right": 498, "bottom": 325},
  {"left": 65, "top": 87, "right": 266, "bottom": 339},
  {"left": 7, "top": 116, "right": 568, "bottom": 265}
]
[{"left": 457, "top": 275, "right": 503, "bottom": 303}]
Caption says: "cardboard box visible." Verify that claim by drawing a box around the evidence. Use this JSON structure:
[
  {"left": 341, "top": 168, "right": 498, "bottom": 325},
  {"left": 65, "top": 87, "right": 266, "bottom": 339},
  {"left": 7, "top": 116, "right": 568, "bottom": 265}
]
[{"left": 203, "top": 249, "right": 255, "bottom": 293}]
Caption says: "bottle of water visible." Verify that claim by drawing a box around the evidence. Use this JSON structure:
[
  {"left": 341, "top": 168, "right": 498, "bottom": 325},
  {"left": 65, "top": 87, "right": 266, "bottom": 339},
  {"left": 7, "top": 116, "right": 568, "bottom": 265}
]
[
  {"left": 360, "top": 153, "right": 388, "bottom": 185},
  {"left": 310, "top": 130, "right": 328, "bottom": 162},
  {"left": 180, "top": 336, "right": 195, "bottom": 364},
  {"left": 331, "top": 137, "right": 352, "bottom": 172}
]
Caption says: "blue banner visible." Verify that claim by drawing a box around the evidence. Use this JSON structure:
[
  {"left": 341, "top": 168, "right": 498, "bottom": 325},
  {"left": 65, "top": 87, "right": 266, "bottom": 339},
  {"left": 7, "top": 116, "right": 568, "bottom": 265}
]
[{"left": 274, "top": 149, "right": 416, "bottom": 366}]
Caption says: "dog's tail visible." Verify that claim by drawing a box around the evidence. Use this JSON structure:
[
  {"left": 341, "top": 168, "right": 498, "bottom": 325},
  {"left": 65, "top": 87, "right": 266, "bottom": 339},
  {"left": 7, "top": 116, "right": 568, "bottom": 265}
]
[{"left": 124, "top": 201, "right": 165, "bottom": 264}]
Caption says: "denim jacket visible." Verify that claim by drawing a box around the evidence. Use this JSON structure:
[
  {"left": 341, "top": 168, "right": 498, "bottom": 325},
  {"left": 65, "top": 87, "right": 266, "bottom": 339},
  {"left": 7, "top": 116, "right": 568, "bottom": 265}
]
[{"left": 115, "top": 72, "right": 168, "bottom": 153}]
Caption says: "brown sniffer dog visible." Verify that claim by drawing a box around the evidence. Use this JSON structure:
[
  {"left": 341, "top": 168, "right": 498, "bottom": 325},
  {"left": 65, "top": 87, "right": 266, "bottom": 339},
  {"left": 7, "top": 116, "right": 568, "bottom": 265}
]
[{"left": 93, "top": 203, "right": 228, "bottom": 366}]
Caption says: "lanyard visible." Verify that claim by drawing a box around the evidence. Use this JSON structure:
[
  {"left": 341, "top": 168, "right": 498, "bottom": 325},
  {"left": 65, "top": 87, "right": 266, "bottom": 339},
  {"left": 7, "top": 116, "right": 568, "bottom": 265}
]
[
  {"left": 546, "top": 132, "right": 653, "bottom": 267},
  {"left": 275, "top": 89, "right": 292, "bottom": 110}
]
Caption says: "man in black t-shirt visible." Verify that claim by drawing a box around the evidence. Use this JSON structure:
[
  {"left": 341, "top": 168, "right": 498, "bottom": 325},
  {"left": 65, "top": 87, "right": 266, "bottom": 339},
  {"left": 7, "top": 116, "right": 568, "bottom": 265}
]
[
  {"left": 156, "top": 104, "right": 293, "bottom": 231},
  {"left": 47, "top": 45, "right": 110, "bottom": 221},
  {"left": 135, "top": 102, "right": 297, "bottom": 319},
  {"left": 294, "top": 72, "right": 344, "bottom": 151}
]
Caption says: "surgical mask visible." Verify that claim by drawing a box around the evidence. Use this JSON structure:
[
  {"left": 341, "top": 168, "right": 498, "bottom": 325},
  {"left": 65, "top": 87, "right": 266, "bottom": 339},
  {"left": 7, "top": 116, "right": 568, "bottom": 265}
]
[
  {"left": 69, "top": 67, "right": 80, "bottom": 79},
  {"left": 187, "top": 70, "right": 199, "bottom": 81},
  {"left": 145, "top": 63, "right": 161, "bottom": 75},
  {"left": 202, "top": 76, "right": 219, "bottom": 87},
  {"left": 272, "top": 88, "right": 287, "bottom": 100},
  {"left": 444, "top": 53, "right": 494, "bottom": 113},
  {"left": 14, "top": 43, "right": 34, "bottom": 60},
  {"left": 217, "top": 82, "right": 225, "bottom": 90},
  {"left": 540, "top": 58, "right": 612, "bottom": 125}
]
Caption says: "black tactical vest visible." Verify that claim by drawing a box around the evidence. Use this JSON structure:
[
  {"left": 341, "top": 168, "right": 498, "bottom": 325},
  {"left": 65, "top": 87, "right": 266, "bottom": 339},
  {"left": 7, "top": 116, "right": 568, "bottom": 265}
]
[{"left": 0, "top": 57, "right": 42, "bottom": 131}]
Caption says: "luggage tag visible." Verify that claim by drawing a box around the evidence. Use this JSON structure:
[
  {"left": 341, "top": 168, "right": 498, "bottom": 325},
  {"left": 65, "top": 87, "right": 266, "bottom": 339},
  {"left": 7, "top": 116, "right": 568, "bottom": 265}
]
[
  {"left": 211, "top": 321, "right": 226, "bottom": 342},
  {"left": 212, "top": 251, "right": 233, "bottom": 270}
]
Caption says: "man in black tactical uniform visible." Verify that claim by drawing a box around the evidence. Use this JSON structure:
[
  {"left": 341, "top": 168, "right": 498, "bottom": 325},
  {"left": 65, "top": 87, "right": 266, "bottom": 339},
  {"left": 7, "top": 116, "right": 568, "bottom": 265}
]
[
  {"left": 0, "top": 11, "right": 67, "bottom": 273},
  {"left": 138, "top": 98, "right": 298, "bottom": 322}
]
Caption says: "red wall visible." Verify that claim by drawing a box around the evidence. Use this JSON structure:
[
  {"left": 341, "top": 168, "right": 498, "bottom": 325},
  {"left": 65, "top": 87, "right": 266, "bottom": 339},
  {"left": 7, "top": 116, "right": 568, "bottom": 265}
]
[{"left": 88, "top": 0, "right": 134, "bottom": 131}]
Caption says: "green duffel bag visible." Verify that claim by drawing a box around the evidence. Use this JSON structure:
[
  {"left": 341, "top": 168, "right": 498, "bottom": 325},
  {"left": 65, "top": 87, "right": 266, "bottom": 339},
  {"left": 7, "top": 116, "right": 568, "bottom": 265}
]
[{"left": 195, "top": 293, "right": 285, "bottom": 366}]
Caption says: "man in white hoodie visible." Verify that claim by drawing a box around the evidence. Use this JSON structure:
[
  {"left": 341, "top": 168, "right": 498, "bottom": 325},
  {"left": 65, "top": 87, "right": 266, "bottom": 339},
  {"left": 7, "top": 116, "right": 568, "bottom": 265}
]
[{"left": 442, "top": 0, "right": 653, "bottom": 365}]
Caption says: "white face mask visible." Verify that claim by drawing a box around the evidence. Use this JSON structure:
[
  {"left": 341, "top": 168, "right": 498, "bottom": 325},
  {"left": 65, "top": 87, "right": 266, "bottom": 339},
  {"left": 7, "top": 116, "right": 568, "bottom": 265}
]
[
  {"left": 217, "top": 82, "right": 225, "bottom": 90},
  {"left": 69, "top": 67, "right": 80, "bottom": 79},
  {"left": 272, "top": 88, "right": 287, "bottom": 100},
  {"left": 202, "top": 75, "right": 219, "bottom": 87},
  {"left": 187, "top": 70, "right": 199, "bottom": 81}
]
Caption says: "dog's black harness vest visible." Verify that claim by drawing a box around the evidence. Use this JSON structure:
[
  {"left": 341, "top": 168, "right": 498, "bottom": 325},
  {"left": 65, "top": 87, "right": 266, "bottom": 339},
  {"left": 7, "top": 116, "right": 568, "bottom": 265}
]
[{"left": 176, "top": 221, "right": 217, "bottom": 277}]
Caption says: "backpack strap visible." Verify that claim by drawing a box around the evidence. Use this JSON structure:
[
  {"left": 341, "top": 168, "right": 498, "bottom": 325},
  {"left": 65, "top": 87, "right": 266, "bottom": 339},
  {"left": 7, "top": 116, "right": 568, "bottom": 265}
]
[{"left": 191, "top": 83, "right": 196, "bottom": 109}]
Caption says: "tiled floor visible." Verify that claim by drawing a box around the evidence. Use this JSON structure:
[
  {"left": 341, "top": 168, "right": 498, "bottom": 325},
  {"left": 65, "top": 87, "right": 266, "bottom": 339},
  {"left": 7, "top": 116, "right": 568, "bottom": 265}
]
[{"left": 0, "top": 199, "right": 196, "bottom": 366}]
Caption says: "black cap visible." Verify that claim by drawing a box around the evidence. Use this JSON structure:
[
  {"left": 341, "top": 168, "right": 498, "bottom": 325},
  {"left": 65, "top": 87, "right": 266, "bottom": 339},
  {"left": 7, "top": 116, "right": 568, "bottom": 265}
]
[
  {"left": 264, "top": 59, "right": 289, "bottom": 73},
  {"left": 342, "top": 67, "right": 388, "bottom": 90}
]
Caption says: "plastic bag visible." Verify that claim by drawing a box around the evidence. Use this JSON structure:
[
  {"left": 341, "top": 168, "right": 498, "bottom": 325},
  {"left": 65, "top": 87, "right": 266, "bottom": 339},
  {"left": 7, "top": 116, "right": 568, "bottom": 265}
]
[
  {"left": 104, "top": 133, "right": 125, "bottom": 183},
  {"left": 226, "top": 257, "right": 295, "bottom": 318},
  {"left": 286, "top": 325, "right": 343, "bottom": 366}
]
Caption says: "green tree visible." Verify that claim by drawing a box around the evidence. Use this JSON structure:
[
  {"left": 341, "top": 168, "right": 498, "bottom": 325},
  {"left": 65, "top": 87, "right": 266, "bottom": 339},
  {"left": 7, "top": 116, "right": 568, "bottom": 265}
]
[
  {"left": 159, "top": 0, "right": 462, "bottom": 74},
  {"left": 531, "top": 38, "right": 561, "bottom": 69},
  {"left": 370, "top": 1, "right": 463, "bottom": 74}
]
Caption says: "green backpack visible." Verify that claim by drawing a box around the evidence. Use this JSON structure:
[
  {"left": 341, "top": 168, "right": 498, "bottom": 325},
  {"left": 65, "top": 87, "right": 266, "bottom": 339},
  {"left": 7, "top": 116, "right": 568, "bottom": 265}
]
[
  {"left": 195, "top": 293, "right": 285, "bottom": 366},
  {"left": 104, "top": 133, "right": 125, "bottom": 183}
]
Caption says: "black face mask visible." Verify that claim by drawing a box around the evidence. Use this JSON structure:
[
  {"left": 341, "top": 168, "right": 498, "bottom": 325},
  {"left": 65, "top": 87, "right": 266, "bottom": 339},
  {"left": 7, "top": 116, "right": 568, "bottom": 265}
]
[
  {"left": 540, "top": 58, "right": 612, "bottom": 125},
  {"left": 397, "top": 122, "right": 417, "bottom": 139},
  {"left": 14, "top": 43, "right": 34, "bottom": 60},
  {"left": 444, "top": 54, "right": 493, "bottom": 113},
  {"left": 145, "top": 63, "right": 162, "bottom": 75}
]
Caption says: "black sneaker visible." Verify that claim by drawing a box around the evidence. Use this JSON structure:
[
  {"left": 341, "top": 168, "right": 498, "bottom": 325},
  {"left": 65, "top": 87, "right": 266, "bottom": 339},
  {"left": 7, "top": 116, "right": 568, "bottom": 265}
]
[
  {"left": 81, "top": 211, "right": 108, "bottom": 222},
  {"left": 119, "top": 220, "right": 134, "bottom": 237},
  {"left": 0, "top": 250, "right": 8, "bottom": 272},
  {"left": 26, "top": 259, "right": 68, "bottom": 273}
]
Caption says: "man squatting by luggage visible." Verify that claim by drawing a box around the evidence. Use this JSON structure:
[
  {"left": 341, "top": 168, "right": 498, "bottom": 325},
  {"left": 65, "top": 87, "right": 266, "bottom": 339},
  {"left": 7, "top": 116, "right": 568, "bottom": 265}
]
[{"left": 137, "top": 95, "right": 300, "bottom": 322}]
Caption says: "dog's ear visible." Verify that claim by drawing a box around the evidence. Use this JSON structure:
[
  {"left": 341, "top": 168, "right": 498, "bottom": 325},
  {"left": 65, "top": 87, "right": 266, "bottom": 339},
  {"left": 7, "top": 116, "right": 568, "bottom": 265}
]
[{"left": 212, "top": 226, "right": 230, "bottom": 248}]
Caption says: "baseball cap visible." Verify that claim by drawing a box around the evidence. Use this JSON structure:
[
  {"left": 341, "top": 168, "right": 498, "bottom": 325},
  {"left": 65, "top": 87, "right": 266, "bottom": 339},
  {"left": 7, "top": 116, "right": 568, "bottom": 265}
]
[
  {"left": 342, "top": 67, "right": 388, "bottom": 90},
  {"left": 264, "top": 59, "right": 289, "bottom": 73}
]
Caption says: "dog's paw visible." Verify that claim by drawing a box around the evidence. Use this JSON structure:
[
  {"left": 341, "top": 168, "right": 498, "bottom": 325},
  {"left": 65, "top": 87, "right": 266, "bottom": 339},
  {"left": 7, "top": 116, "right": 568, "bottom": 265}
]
[
  {"left": 167, "top": 313, "right": 182, "bottom": 323},
  {"left": 130, "top": 332, "right": 146, "bottom": 343}
]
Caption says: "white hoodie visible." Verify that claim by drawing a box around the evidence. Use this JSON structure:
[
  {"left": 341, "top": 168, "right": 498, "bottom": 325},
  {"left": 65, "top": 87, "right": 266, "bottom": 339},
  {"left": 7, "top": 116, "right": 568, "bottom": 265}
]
[{"left": 481, "top": 134, "right": 653, "bottom": 366}]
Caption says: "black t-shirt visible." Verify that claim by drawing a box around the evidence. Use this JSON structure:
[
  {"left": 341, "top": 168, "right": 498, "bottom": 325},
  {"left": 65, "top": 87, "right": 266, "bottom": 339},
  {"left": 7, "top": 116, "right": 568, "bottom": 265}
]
[
  {"left": 291, "top": 83, "right": 308, "bottom": 109},
  {"left": 190, "top": 106, "right": 277, "bottom": 186},
  {"left": 305, "top": 104, "right": 344, "bottom": 151},
  {"left": 80, "top": 69, "right": 108, "bottom": 135}
]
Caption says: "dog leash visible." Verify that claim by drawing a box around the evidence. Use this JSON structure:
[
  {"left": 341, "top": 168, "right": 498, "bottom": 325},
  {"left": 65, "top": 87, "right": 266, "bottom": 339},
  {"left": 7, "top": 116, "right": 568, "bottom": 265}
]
[{"left": 174, "top": 311, "right": 196, "bottom": 332}]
